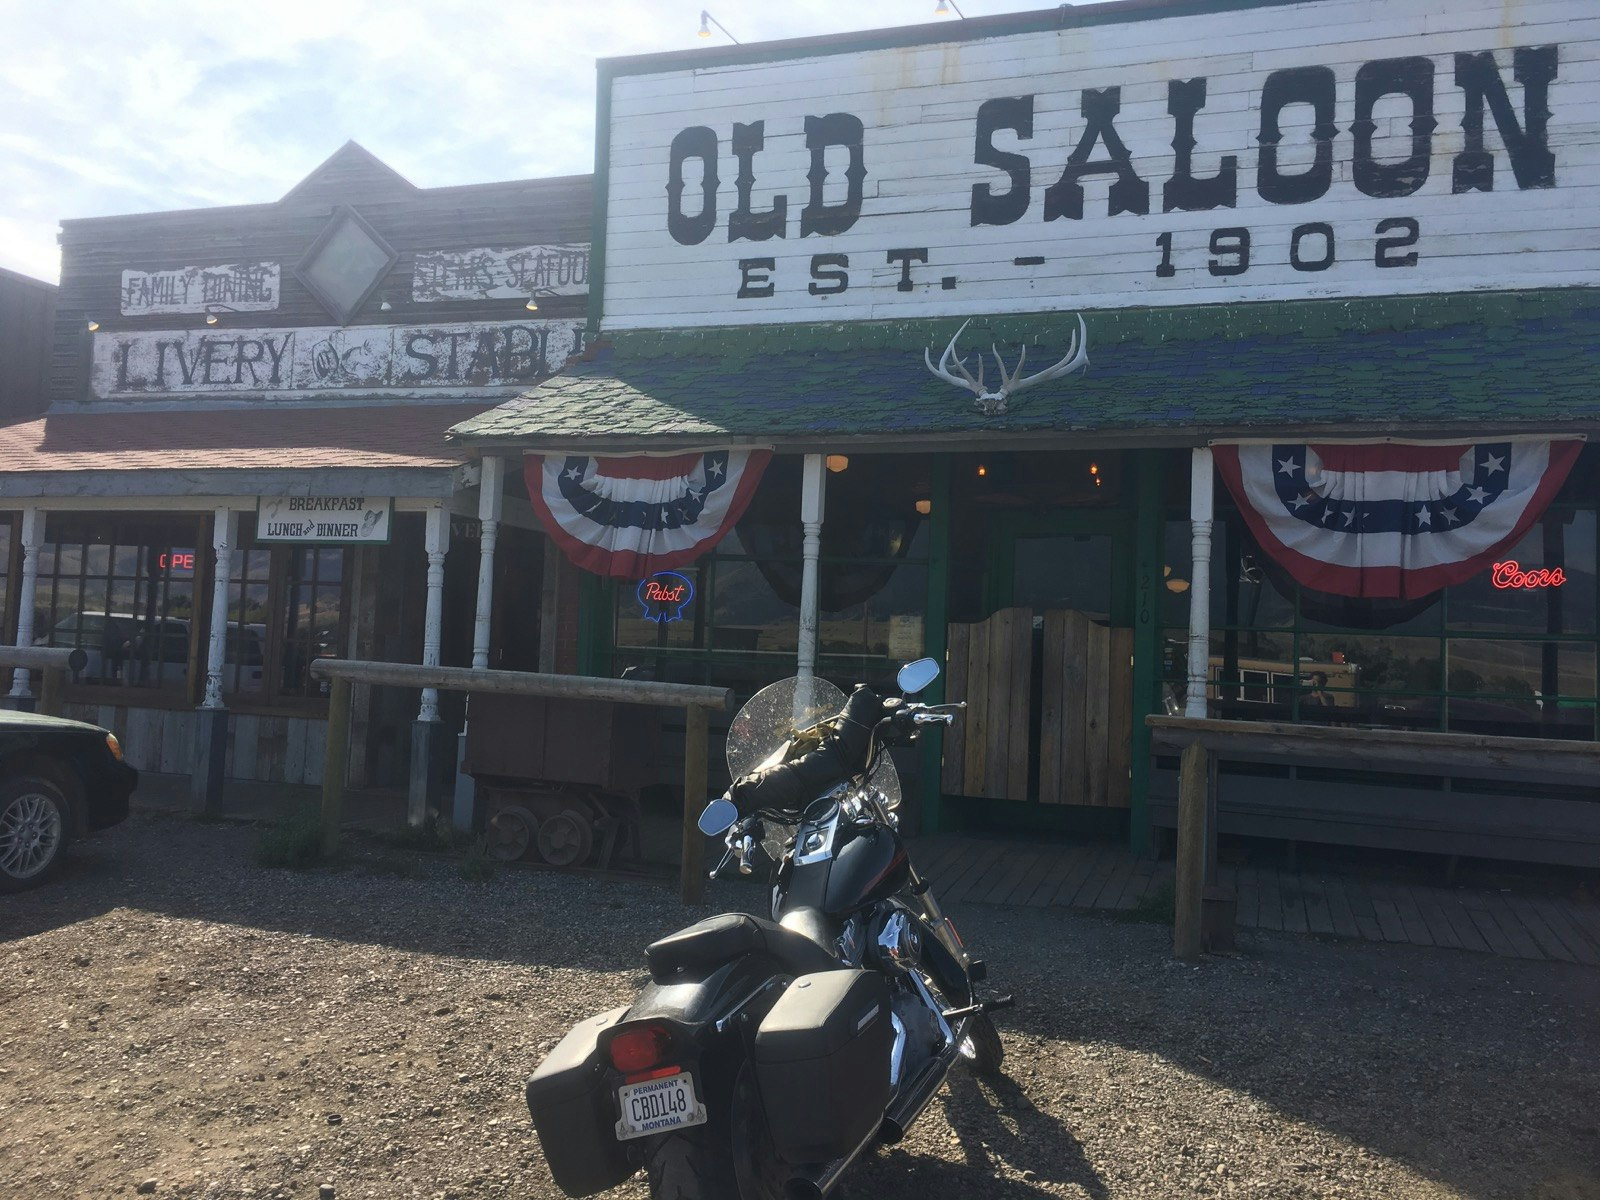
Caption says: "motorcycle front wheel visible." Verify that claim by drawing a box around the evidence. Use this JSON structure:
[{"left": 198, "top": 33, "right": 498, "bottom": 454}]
[
  {"left": 645, "top": 1060, "right": 787, "bottom": 1200},
  {"left": 957, "top": 1012, "right": 1005, "bottom": 1077}
]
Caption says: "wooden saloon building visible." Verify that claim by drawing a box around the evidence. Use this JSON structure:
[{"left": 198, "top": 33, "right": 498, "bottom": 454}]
[
  {"left": 447, "top": 0, "right": 1600, "bottom": 866},
  {"left": 0, "top": 143, "right": 590, "bottom": 809}
]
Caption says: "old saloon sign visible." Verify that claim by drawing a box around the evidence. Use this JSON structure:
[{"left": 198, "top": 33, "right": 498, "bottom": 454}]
[{"left": 599, "top": 0, "right": 1597, "bottom": 329}]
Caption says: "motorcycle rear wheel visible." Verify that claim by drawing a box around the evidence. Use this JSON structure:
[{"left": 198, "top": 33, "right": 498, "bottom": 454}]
[{"left": 645, "top": 1061, "right": 786, "bottom": 1200}]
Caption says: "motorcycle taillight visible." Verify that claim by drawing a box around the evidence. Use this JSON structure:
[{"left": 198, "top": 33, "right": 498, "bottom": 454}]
[{"left": 608, "top": 1023, "right": 672, "bottom": 1074}]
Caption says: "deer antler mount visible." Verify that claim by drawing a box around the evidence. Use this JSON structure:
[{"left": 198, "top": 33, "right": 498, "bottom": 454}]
[{"left": 923, "top": 316, "right": 1089, "bottom": 416}]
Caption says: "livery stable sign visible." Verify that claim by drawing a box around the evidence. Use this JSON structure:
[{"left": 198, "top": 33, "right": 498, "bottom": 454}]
[{"left": 599, "top": 0, "right": 1598, "bottom": 329}]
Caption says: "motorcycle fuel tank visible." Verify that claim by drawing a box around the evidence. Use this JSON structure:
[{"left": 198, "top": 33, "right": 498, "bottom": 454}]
[{"left": 784, "top": 825, "right": 910, "bottom": 919}]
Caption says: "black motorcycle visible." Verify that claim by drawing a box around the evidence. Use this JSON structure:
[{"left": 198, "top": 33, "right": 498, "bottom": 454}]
[{"left": 526, "top": 657, "right": 1011, "bottom": 1200}]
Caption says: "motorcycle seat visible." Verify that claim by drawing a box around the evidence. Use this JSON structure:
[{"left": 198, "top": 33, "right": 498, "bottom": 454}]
[{"left": 646, "top": 913, "right": 841, "bottom": 982}]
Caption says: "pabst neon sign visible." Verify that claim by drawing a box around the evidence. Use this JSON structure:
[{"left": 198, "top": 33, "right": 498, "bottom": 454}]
[
  {"left": 638, "top": 571, "right": 695, "bottom": 622},
  {"left": 1491, "top": 560, "right": 1565, "bottom": 590}
]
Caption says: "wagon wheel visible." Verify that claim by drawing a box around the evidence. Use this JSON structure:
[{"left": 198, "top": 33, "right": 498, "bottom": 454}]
[
  {"left": 536, "top": 809, "right": 594, "bottom": 867},
  {"left": 485, "top": 806, "right": 539, "bottom": 862}
]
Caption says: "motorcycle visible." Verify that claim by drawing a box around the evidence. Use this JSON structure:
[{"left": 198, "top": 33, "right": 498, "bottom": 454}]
[{"left": 525, "top": 657, "right": 1012, "bottom": 1200}]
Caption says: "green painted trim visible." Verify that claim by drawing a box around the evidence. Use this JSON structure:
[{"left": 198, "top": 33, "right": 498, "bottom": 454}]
[
  {"left": 599, "top": 0, "right": 1325, "bottom": 80},
  {"left": 601, "top": 288, "right": 1596, "bottom": 358},
  {"left": 1127, "top": 449, "right": 1165, "bottom": 857},
  {"left": 577, "top": 570, "right": 605, "bottom": 676},
  {"left": 587, "top": 63, "right": 615, "bottom": 338},
  {"left": 920, "top": 455, "right": 952, "bottom": 834}
]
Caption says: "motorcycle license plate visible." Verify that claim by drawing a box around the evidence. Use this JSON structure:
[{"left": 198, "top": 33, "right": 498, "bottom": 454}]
[{"left": 614, "top": 1071, "right": 707, "bottom": 1141}]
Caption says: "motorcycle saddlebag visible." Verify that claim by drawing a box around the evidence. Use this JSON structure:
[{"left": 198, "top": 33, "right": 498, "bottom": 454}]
[
  {"left": 525, "top": 1006, "right": 633, "bottom": 1197},
  {"left": 753, "top": 969, "right": 893, "bottom": 1164}
]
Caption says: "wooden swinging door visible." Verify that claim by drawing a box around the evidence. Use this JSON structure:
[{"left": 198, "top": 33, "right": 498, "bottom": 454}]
[{"left": 943, "top": 513, "right": 1134, "bottom": 808}]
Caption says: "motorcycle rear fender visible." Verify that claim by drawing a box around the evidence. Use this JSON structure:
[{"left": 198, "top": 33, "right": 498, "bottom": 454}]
[{"left": 625, "top": 953, "right": 790, "bottom": 1041}]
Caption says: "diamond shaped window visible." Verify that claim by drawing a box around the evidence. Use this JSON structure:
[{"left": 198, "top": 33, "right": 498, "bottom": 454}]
[{"left": 294, "top": 207, "right": 396, "bottom": 324}]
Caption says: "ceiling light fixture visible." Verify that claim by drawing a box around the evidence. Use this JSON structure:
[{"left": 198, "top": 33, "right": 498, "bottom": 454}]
[
  {"left": 86, "top": 319, "right": 100, "bottom": 332},
  {"left": 699, "top": 9, "right": 740, "bottom": 42},
  {"left": 935, "top": 0, "right": 967, "bottom": 16},
  {"left": 826, "top": 454, "right": 849, "bottom": 473},
  {"left": 203, "top": 303, "right": 239, "bottom": 327}
]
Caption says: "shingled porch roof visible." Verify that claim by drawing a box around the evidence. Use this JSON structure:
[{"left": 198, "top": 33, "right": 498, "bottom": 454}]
[{"left": 448, "top": 290, "right": 1600, "bottom": 451}]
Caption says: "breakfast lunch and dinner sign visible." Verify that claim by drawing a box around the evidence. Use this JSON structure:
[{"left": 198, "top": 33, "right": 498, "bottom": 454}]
[{"left": 599, "top": 0, "right": 1596, "bottom": 329}]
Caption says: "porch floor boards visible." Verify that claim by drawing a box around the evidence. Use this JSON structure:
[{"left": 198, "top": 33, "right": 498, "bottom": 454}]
[{"left": 910, "top": 835, "right": 1600, "bottom": 966}]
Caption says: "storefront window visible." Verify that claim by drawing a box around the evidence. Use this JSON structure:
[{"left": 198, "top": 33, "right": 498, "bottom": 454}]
[
  {"left": 34, "top": 514, "right": 351, "bottom": 707},
  {"left": 226, "top": 518, "right": 350, "bottom": 702},
  {"left": 37, "top": 516, "right": 201, "bottom": 693},
  {"left": 1166, "top": 446, "right": 1600, "bottom": 739},
  {"left": 601, "top": 455, "right": 933, "bottom": 697}
]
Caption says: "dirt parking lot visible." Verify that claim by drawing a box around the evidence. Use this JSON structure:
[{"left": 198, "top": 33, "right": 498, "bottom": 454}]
[{"left": 3, "top": 811, "right": 1598, "bottom": 1200}]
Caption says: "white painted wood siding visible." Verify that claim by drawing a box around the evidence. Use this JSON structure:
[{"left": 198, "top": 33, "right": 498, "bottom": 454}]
[{"left": 602, "top": 0, "right": 1600, "bottom": 329}]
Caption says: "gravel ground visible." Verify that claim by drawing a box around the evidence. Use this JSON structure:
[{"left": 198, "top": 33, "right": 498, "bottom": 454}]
[{"left": 2, "top": 811, "right": 1598, "bottom": 1200}]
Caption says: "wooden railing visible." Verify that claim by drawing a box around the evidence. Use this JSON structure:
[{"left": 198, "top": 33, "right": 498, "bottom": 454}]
[
  {"left": 0, "top": 646, "right": 89, "bottom": 717},
  {"left": 1147, "top": 716, "right": 1600, "bottom": 960},
  {"left": 309, "top": 660, "right": 733, "bottom": 903}
]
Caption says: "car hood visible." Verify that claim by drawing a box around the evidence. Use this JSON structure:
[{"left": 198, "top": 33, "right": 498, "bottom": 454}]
[{"left": 0, "top": 710, "right": 111, "bottom": 736}]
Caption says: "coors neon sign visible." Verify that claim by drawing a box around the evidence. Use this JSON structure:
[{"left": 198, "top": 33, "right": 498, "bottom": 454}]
[{"left": 1491, "top": 561, "right": 1566, "bottom": 590}]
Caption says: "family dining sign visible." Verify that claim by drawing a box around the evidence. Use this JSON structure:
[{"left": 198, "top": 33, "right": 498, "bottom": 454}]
[{"left": 599, "top": 0, "right": 1597, "bottom": 329}]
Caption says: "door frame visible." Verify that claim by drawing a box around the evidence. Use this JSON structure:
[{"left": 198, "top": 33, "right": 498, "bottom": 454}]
[{"left": 983, "top": 509, "right": 1137, "bottom": 624}]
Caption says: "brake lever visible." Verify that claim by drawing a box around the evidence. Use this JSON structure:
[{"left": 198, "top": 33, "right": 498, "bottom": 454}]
[{"left": 708, "top": 844, "right": 737, "bottom": 880}]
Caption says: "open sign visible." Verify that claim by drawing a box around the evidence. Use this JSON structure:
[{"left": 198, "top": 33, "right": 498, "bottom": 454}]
[{"left": 159, "top": 550, "right": 196, "bottom": 575}]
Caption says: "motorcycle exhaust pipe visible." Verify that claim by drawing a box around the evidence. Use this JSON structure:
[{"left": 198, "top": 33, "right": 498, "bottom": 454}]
[
  {"left": 781, "top": 1111, "right": 884, "bottom": 1200},
  {"left": 877, "top": 1034, "right": 965, "bottom": 1145}
]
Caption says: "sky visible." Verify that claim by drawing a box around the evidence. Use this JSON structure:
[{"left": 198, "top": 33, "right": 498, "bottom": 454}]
[{"left": 0, "top": 0, "right": 1053, "bottom": 283}]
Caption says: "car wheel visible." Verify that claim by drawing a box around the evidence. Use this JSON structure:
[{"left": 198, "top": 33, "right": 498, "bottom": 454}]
[{"left": 0, "top": 775, "right": 71, "bottom": 893}]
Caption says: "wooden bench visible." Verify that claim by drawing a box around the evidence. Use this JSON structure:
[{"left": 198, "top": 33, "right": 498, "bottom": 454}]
[{"left": 1146, "top": 716, "right": 1600, "bottom": 958}]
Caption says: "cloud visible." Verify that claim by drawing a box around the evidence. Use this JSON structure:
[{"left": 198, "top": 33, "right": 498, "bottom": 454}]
[{"left": 0, "top": 0, "right": 1032, "bottom": 282}]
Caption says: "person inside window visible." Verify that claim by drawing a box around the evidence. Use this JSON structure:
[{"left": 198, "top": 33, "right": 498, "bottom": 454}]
[{"left": 1303, "top": 671, "right": 1334, "bottom": 708}]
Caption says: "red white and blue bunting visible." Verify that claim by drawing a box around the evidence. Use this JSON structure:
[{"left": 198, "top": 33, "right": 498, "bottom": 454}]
[
  {"left": 1215, "top": 439, "right": 1583, "bottom": 599},
  {"left": 525, "top": 449, "right": 772, "bottom": 578}
]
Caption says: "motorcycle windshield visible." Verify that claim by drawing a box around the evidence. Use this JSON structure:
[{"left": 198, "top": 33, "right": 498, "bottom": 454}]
[
  {"left": 726, "top": 675, "right": 847, "bottom": 783},
  {"left": 867, "top": 742, "right": 903, "bottom": 815}
]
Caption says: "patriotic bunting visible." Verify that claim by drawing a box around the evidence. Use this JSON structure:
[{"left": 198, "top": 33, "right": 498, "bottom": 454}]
[
  {"left": 1215, "top": 439, "right": 1583, "bottom": 599},
  {"left": 525, "top": 449, "right": 772, "bottom": 578}
]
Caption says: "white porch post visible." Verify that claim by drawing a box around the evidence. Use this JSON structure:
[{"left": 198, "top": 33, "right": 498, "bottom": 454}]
[
  {"left": 472, "top": 456, "right": 505, "bottom": 670},
  {"left": 193, "top": 508, "right": 238, "bottom": 815},
  {"left": 797, "top": 454, "right": 827, "bottom": 680},
  {"left": 418, "top": 505, "right": 450, "bottom": 722},
  {"left": 1185, "top": 447, "right": 1215, "bottom": 718},
  {"left": 200, "top": 508, "right": 238, "bottom": 711},
  {"left": 11, "top": 506, "right": 42, "bottom": 700},
  {"left": 412, "top": 505, "right": 451, "bottom": 828},
  {"left": 458, "top": 456, "right": 504, "bottom": 833}
]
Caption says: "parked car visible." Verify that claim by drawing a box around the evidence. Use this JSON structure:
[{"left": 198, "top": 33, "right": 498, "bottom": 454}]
[
  {"left": 37, "top": 613, "right": 266, "bottom": 694},
  {"left": 0, "top": 710, "right": 138, "bottom": 892},
  {"left": 37, "top": 612, "right": 189, "bottom": 686}
]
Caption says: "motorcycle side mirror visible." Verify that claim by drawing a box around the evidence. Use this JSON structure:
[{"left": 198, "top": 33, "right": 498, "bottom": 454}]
[
  {"left": 896, "top": 657, "right": 940, "bottom": 696},
  {"left": 697, "top": 797, "right": 739, "bottom": 837}
]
